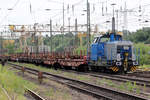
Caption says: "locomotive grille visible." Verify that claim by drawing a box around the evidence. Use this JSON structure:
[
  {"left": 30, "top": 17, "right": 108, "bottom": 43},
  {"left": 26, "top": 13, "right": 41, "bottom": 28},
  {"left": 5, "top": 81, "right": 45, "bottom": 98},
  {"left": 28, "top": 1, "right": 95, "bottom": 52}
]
[
  {"left": 117, "top": 45, "right": 131, "bottom": 53},
  {"left": 117, "top": 45, "right": 132, "bottom": 59},
  {"left": 117, "top": 45, "right": 123, "bottom": 53}
]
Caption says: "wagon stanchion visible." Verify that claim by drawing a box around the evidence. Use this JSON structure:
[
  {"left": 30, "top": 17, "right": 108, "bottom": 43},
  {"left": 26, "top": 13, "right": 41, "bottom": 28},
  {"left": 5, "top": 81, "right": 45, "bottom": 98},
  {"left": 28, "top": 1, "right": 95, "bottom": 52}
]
[
  {"left": 38, "top": 71, "right": 43, "bottom": 84},
  {"left": 80, "top": 50, "right": 82, "bottom": 59},
  {"left": 84, "top": 50, "right": 86, "bottom": 56}
]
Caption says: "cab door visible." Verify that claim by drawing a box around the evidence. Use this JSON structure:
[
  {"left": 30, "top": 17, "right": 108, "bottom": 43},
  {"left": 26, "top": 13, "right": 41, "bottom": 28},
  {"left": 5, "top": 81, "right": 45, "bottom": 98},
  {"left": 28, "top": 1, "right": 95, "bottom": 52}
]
[
  {"left": 90, "top": 37, "right": 99, "bottom": 61},
  {"left": 91, "top": 43, "right": 98, "bottom": 60},
  {"left": 97, "top": 42, "right": 105, "bottom": 57}
]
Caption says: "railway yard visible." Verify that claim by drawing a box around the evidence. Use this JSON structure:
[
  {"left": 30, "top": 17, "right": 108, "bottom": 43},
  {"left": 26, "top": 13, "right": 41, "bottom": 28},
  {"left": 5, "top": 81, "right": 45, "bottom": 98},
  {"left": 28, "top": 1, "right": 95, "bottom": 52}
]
[
  {"left": 0, "top": 62, "right": 148, "bottom": 100},
  {"left": 1, "top": 0, "right": 150, "bottom": 100}
]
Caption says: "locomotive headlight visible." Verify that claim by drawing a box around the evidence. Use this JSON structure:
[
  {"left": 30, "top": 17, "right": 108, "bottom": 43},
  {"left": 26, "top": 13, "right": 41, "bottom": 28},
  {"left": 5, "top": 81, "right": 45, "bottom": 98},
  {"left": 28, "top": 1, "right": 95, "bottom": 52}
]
[
  {"left": 133, "top": 61, "right": 138, "bottom": 65},
  {"left": 124, "top": 46, "right": 129, "bottom": 50},
  {"left": 132, "top": 54, "right": 136, "bottom": 61},
  {"left": 117, "top": 54, "right": 121, "bottom": 61}
]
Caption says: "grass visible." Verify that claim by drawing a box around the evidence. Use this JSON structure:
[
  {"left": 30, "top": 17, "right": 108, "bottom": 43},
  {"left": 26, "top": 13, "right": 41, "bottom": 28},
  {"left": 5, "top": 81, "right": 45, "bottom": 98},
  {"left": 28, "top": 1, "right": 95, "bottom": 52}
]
[
  {"left": 139, "top": 65, "right": 150, "bottom": 68},
  {"left": 11, "top": 62, "right": 91, "bottom": 82},
  {"left": 138, "top": 65, "right": 150, "bottom": 71},
  {"left": 2, "top": 63, "right": 72, "bottom": 100},
  {"left": 45, "top": 88, "right": 72, "bottom": 100},
  {"left": 0, "top": 87, "right": 9, "bottom": 100},
  {"left": 119, "top": 83, "right": 126, "bottom": 91},
  {"left": 119, "top": 81, "right": 141, "bottom": 94},
  {"left": 11, "top": 62, "right": 148, "bottom": 97},
  {"left": 126, "top": 81, "right": 134, "bottom": 92},
  {"left": 96, "top": 78, "right": 142, "bottom": 95},
  {"left": 0, "top": 64, "right": 37, "bottom": 100},
  {"left": 43, "top": 79, "right": 72, "bottom": 100},
  {"left": 105, "top": 80, "right": 116, "bottom": 87}
]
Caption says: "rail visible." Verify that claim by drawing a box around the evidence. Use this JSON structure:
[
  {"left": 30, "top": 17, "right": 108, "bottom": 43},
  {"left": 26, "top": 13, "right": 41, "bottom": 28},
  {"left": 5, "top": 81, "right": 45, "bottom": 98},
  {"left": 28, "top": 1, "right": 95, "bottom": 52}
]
[
  {"left": 7, "top": 62, "right": 148, "bottom": 100},
  {"left": 25, "top": 86, "right": 46, "bottom": 100}
]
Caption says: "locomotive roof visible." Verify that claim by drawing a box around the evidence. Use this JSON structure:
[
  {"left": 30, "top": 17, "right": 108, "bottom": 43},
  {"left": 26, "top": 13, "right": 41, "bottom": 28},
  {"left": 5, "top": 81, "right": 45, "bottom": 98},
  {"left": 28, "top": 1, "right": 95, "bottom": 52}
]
[
  {"left": 94, "top": 34, "right": 109, "bottom": 38},
  {"left": 94, "top": 33, "right": 122, "bottom": 38}
]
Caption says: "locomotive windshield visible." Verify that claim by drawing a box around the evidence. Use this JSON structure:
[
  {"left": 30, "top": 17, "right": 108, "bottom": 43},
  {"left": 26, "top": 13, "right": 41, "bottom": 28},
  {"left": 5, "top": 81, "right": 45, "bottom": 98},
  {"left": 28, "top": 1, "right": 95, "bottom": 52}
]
[
  {"left": 93, "top": 37, "right": 99, "bottom": 43},
  {"left": 93, "top": 36, "right": 110, "bottom": 43},
  {"left": 100, "top": 37, "right": 110, "bottom": 42}
]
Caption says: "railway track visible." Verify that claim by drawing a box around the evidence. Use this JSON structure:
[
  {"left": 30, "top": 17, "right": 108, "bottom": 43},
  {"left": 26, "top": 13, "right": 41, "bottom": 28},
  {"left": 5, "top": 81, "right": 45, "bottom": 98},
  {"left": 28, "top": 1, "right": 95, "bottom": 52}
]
[
  {"left": 7, "top": 62, "right": 148, "bottom": 100},
  {"left": 58, "top": 68, "right": 150, "bottom": 88},
  {"left": 0, "top": 84, "right": 11, "bottom": 100},
  {"left": 90, "top": 73, "right": 150, "bottom": 87},
  {"left": 25, "top": 87, "right": 45, "bottom": 100},
  {"left": 126, "top": 71, "right": 150, "bottom": 78}
]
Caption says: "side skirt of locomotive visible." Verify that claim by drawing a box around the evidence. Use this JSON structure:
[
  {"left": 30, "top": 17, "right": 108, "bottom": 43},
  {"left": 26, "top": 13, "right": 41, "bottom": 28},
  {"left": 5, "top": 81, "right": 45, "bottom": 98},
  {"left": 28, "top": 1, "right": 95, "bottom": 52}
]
[{"left": 89, "top": 60, "right": 138, "bottom": 73}]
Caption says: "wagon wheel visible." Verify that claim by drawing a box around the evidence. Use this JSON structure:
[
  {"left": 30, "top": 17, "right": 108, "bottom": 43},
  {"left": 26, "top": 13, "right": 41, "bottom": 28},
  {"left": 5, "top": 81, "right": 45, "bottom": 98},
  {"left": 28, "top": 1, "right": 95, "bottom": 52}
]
[
  {"left": 91, "top": 66, "right": 96, "bottom": 72},
  {"left": 84, "top": 65, "right": 89, "bottom": 72},
  {"left": 77, "top": 65, "right": 89, "bottom": 72},
  {"left": 53, "top": 63, "right": 61, "bottom": 70}
]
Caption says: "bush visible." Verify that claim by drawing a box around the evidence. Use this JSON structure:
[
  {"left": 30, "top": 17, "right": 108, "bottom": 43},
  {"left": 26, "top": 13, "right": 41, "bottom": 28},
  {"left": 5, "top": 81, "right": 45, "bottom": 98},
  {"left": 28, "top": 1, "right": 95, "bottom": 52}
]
[
  {"left": 134, "top": 43, "right": 150, "bottom": 65},
  {"left": 127, "top": 28, "right": 150, "bottom": 44}
]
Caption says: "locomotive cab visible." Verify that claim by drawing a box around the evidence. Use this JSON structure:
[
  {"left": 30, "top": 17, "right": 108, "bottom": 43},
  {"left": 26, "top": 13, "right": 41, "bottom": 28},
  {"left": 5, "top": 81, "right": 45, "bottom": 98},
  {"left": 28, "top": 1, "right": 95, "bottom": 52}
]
[
  {"left": 90, "top": 33, "right": 122, "bottom": 61},
  {"left": 91, "top": 34, "right": 109, "bottom": 61}
]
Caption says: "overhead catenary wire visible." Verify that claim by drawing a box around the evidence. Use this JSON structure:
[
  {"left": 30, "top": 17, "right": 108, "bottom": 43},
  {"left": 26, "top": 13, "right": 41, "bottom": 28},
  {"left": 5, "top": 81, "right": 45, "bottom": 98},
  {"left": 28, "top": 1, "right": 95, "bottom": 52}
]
[
  {"left": 1, "top": 0, "right": 150, "bottom": 33},
  {"left": 27, "top": 0, "right": 150, "bottom": 31},
  {"left": 29, "top": 0, "right": 37, "bottom": 23},
  {"left": 40, "top": 0, "right": 84, "bottom": 25},
  {"left": 0, "top": 0, "right": 20, "bottom": 25}
]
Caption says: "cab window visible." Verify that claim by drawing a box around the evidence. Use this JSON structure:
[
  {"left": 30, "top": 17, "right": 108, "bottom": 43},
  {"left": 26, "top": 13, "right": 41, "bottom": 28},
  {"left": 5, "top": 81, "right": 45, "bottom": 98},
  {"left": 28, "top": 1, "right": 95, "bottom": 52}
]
[
  {"left": 93, "top": 37, "right": 99, "bottom": 43},
  {"left": 99, "top": 37, "right": 109, "bottom": 42}
]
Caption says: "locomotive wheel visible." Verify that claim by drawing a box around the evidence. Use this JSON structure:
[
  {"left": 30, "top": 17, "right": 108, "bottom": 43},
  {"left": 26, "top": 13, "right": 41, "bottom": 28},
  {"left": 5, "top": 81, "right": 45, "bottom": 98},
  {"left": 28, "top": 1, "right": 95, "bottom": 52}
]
[
  {"left": 83, "top": 66, "right": 89, "bottom": 72},
  {"left": 77, "top": 66, "right": 82, "bottom": 71},
  {"left": 91, "top": 66, "right": 96, "bottom": 72},
  {"left": 35, "top": 61, "right": 39, "bottom": 66},
  {"left": 124, "top": 71, "right": 127, "bottom": 74},
  {"left": 53, "top": 63, "right": 57, "bottom": 70},
  {"left": 100, "top": 67, "right": 107, "bottom": 73},
  {"left": 119, "top": 66, "right": 124, "bottom": 74},
  {"left": 45, "top": 64, "right": 52, "bottom": 68}
]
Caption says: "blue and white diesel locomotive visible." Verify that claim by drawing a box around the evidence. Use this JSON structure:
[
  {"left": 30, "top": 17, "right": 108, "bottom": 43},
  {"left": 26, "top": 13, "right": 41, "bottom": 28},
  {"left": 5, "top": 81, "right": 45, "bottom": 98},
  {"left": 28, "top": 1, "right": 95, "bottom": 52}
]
[{"left": 89, "top": 17, "right": 139, "bottom": 73}]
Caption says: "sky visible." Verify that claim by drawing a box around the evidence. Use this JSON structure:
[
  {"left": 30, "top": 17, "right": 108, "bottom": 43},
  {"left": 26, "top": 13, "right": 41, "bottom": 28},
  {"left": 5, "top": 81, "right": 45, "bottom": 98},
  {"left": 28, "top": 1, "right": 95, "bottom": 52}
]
[{"left": 0, "top": 0, "right": 150, "bottom": 33}]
